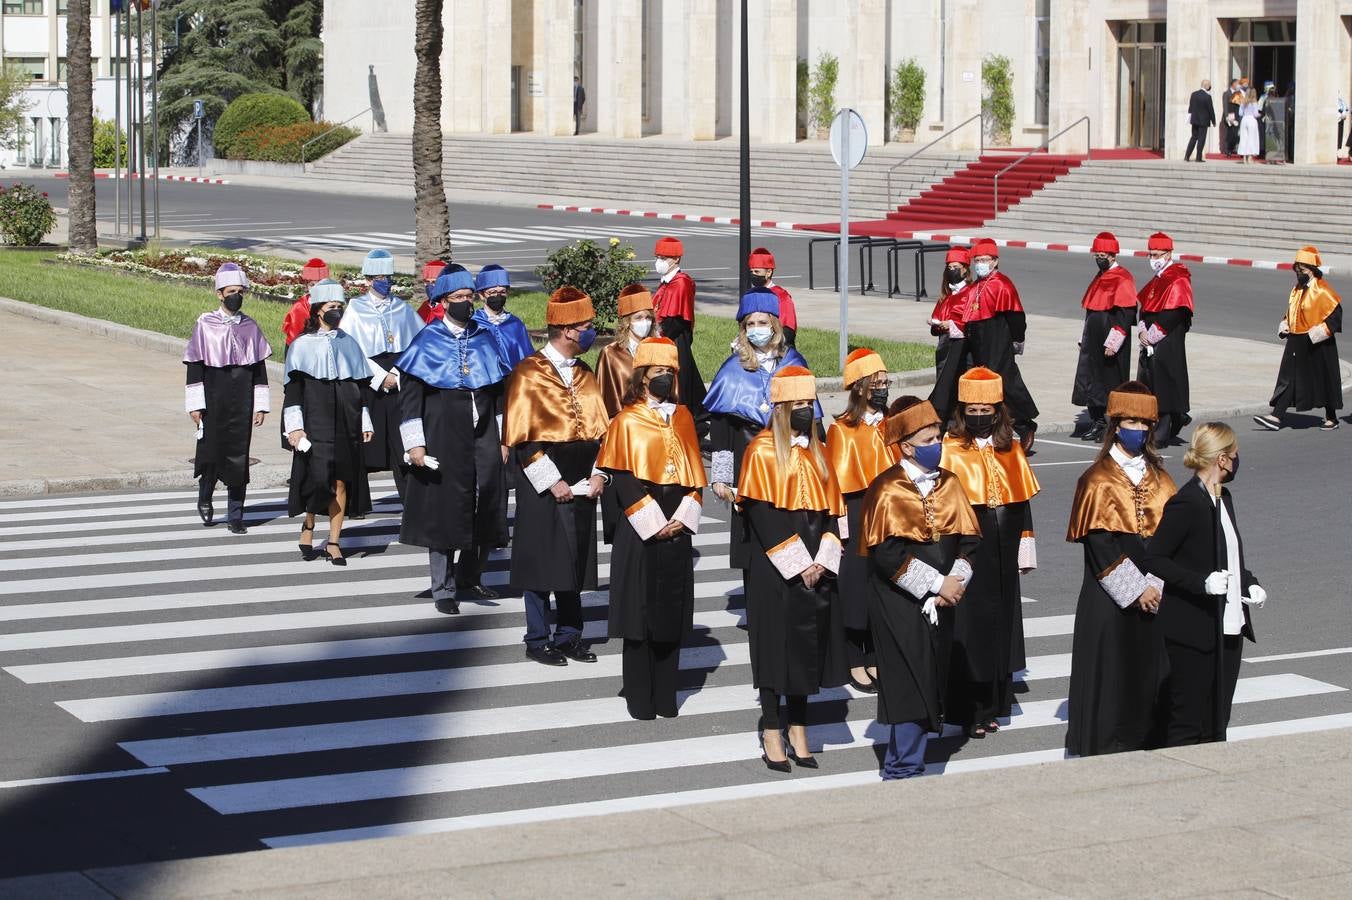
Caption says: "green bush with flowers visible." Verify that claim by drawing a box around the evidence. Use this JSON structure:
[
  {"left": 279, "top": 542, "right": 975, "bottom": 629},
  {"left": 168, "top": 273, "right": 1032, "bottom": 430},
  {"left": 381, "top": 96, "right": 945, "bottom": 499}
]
[
  {"left": 535, "top": 237, "right": 647, "bottom": 329},
  {"left": 0, "top": 183, "right": 57, "bottom": 246}
]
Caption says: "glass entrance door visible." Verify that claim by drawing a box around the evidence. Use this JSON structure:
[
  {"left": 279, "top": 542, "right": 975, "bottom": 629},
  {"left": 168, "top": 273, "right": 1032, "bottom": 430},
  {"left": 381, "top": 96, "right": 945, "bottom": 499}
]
[{"left": 1115, "top": 21, "right": 1167, "bottom": 150}]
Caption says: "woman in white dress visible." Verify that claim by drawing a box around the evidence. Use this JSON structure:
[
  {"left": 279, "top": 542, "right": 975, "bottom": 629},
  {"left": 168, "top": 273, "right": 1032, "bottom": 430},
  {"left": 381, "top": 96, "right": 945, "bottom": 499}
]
[{"left": 1237, "top": 88, "right": 1261, "bottom": 163}]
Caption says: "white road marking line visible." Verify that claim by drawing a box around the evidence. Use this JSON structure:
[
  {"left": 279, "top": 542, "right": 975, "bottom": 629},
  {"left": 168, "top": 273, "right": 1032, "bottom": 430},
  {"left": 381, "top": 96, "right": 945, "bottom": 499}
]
[
  {"left": 1023, "top": 615, "right": 1074, "bottom": 638},
  {"left": 1245, "top": 647, "right": 1352, "bottom": 664},
  {"left": 1032, "top": 438, "right": 1103, "bottom": 451},
  {"left": 0, "top": 767, "right": 170, "bottom": 790},
  {"left": 0, "top": 479, "right": 400, "bottom": 512},
  {"left": 0, "top": 499, "right": 399, "bottom": 528},
  {"left": 0, "top": 514, "right": 405, "bottom": 555}
]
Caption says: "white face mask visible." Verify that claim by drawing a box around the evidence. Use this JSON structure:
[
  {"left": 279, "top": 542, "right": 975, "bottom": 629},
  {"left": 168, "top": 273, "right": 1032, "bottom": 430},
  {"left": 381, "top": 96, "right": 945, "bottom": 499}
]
[
  {"left": 1150, "top": 256, "right": 1169, "bottom": 274},
  {"left": 630, "top": 317, "right": 653, "bottom": 339},
  {"left": 655, "top": 259, "right": 672, "bottom": 276},
  {"left": 972, "top": 261, "right": 993, "bottom": 280},
  {"left": 746, "top": 326, "right": 773, "bottom": 348}
]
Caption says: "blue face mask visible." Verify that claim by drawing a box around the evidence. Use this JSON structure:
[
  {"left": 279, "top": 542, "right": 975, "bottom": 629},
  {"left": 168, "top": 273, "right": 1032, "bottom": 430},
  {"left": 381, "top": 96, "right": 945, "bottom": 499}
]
[
  {"left": 912, "top": 442, "right": 943, "bottom": 471},
  {"left": 1117, "top": 427, "right": 1149, "bottom": 454},
  {"left": 371, "top": 277, "right": 392, "bottom": 297},
  {"left": 746, "top": 326, "right": 773, "bottom": 348},
  {"left": 574, "top": 327, "right": 597, "bottom": 352}
]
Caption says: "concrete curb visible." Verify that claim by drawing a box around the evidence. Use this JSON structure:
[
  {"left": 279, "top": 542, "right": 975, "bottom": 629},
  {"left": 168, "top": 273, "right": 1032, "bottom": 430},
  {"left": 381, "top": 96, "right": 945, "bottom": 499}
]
[{"left": 53, "top": 171, "right": 232, "bottom": 185}]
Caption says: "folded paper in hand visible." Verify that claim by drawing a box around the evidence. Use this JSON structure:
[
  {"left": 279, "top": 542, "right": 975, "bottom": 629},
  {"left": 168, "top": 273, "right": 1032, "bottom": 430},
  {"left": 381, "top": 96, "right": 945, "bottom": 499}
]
[
  {"left": 296, "top": 437, "right": 313, "bottom": 453},
  {"left": 195, "top": 424, "right": 205, "bottom": 441},
  {"left": 570, "top": 478, "right": 593, "bottom": 498}
]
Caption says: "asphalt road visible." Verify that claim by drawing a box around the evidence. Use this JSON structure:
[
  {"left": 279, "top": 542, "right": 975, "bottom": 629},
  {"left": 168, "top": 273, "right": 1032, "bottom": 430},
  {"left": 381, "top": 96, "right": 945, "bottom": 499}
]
[
  {"left": 1, "top": 413, "right": 1349, "bottom": 878},
  {"left": 21, "top": 175, "right": 1303, "bottom": 342}
]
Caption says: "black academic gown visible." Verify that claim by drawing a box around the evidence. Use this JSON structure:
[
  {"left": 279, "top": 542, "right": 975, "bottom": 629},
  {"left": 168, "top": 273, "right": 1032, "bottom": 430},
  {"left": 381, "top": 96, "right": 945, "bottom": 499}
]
[
  {"left": 604, "top": 477, "right": 695, "bottom": 644},
  {"left": 1271, "top": 306, "right": 1344, "bottom": 413},
  {"left": 710, "top": 414, "right": 761, "bottom": 569},
  {"left": 1138, "top": 309, "right": 1191, "bottom": 416},
  {"left": 743, "top": 502, "right": 848, "bottom": 696},
  {"left": 398, "top": 380, "right": 508, "bottom": 552},
  {"left": 365, "top": 350, "right": 406, "bottom": 478},
  {"left": 868, "top": 532, "right": 979, "bottom": 731},
  {"left": 947, "top": 502, "right": 1030, "bottom": 726},
  {"left": 965, "top": 314, "right": 1039, "bottom": 429},
  {"left": 929, "top": 333, "right": 968, "bottom": 426},
  {"left": 285, "top": 373, "right": 374, "bottom": 518},
  {"left": 839, "top": 492, "right": 871, "bottom": 632},
  {"left": 509, "top": 439, "right": 601, "bottom": 594},
  {"left": 1072, "top": 307, "right": 1136, "bottom": 410},
  {"left": 660, "top": 317, "right": 707, "bottom": 418},
  {"left": 188, "top": 359, "right": 266, "bottom": 488}
]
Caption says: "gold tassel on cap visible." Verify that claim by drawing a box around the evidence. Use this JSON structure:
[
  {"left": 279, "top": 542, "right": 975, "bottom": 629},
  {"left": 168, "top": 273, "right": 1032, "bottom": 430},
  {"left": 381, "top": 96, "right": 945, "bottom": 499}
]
[{"left": 957, "top": 366, "right": 1004, "bottom": 404}]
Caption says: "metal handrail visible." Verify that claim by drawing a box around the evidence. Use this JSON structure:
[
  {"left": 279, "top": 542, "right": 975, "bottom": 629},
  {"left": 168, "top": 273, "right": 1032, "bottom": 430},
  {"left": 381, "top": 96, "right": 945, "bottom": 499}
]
[
  {"left": 991, "top": 115, "right": 1091, "bottom": 219},
  {"left": 301, "top": 107, "right": 373, "bottom": 171},
  {"left": 885, "top": 112, "right": 985, "bottom": 212}
]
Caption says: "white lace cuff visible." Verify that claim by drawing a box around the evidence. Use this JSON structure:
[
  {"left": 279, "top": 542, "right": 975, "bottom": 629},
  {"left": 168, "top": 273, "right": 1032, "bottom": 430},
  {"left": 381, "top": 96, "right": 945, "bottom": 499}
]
[
  {"left": 185, "top": 382, "right": 206, "bottom": 413},
  {"left": 711, "top": 450, "right": 734, "bottom": 485},
  {"left": 361, "top": 407, "right": 374, "bottom": 434},
  {"left": 1104, "top": 327, "right": 1126, "bottom": 354},
  {"left": 1309, "top": 323, "right": 1332, "bottom": 344},
  {"left": 524, "top": 452, "right": 563, "bottom": 494},
  {"left": 1018, "top": 535, "right": 1037, "bottom": 570},
  {"left": 836, "top": 515, "right": 850, "bottom": 542},
  {"left": 814, "top": 533, "right": 842, "bottom": 575},
  {"left": 1100, "top": 557, "right": 1148, "bottom": 609},
  {"left": 283, "top": 405, "right": 304, "bottom": 434},
  {"left": 896, "top": 556, "right": 943, "bottom": 600},
  {"left": 252, "top": 383, "right": 271, "bottom": 414},
  {"left": 1146, "top": 573, "right": 1165, "bottom": 596},
  {"left": 673, "top": 492, "right": 702, "bottom": 534},
  {"left": 1145, "top": 323, "right": 1167, "bottom": 345},
  {"left": 950, "top": 557, "right": 973, "bottom": 587},
  {"left": 400, "top": 418, "right": 426, "bottom": 451},
  {"left": 767, "top": 535, "right": 814, "bottom": 580},
  {"left": 625, "top": 495, "right": 668, "bottom": 541}
]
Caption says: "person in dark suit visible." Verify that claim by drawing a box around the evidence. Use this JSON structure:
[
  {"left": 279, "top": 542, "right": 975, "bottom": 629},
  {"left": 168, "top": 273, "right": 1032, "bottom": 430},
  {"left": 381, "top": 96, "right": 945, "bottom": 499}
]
[
  {"left": 573, "top": 76, "right": 586, "bottom": 135},
  {"left": 1221, "top": 79, "right": 1241, "bottom": 157},
  {"left": 1144, "top": 423, "right": 1265, "bottom": 747},
  {"left": 1185, "top": 80, "right": 1216, "bottom": 162}
]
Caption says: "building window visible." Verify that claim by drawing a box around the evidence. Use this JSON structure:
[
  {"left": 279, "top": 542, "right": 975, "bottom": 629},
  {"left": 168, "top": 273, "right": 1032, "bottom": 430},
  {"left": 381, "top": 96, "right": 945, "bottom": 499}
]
[
  {"left": 11, "top": 57, "right": 47, "bottom": 81},
  {"left": 573, "top": 0, "right": 584, "bottom": 81},
  {"left": 640, "top": 0, "right": 651, "bottom": 122},
  {"left": 1034, "top": 0, "right": 1050, "bottom": 126},
  {"left": 57, "top": 0, "right": 68, "bottom": 13},
  {"left": 3, "top": 0, "right": 45, "bottom": 14}
]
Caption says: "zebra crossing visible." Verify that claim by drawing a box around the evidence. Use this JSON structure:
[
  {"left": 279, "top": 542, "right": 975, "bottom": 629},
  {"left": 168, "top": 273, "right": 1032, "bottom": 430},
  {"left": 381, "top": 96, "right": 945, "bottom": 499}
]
[{"left": 1, "top": 480, "right": 1350, "bottom": 863}]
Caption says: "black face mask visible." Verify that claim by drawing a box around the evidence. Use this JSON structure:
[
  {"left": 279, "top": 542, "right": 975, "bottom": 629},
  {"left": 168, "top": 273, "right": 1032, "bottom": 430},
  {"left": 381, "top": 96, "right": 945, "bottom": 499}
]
[
  {"left": 446, "top": 299, "right": 474, "bottom": 324},
  {"left": 868, "top": 388, "right": 889, "bottom": 411},
  {"left": 484, "top": 295, "right": 507, "bottom": 312},
  {"left": 1096, "top": 257, "right": 1111, "bottom": 273},
  {"left": 789, "top": 406, "right": 815, "bottom": 434},
  {"left": 321, "top": 307, "right": 343, "bottom": 327},
  {"left": 1296, "top": 272, "right": 1311, "bottom": 288},
  {"left": 966, "top": 412, "right": 996, "bottom": 437},
  {"left": 221, "top": 291, "right": 244, "bottom": 313},
  {"left": 1222, "top": 455, "right": 1239, "bottom": 484},
  {"left": 749, "top": 274, "right": 769, "bottom": 288},
  {"left": 647, "top": 372, "right": 675, "bottom": 400},
  {"left": 945, "top": 268, "right": 966, "bottom": 286}
]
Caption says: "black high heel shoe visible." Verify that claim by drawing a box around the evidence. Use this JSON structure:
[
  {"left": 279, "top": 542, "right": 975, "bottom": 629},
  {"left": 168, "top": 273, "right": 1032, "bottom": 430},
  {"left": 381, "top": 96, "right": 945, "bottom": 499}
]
[
  {"left": 848, "top": 672, "right": 879, "bottom": 694},
  {"left": 786, "top": 729, "right": 819, "bottom": 769},
  {"left": 299, "top": 525, "right": 316, "bottom": 561},
  {"left": 325, "top": 544, "right": 347, "bottom": 567},
  {"left": 760, "top": 730, "right": 791, "bottom": 774}
]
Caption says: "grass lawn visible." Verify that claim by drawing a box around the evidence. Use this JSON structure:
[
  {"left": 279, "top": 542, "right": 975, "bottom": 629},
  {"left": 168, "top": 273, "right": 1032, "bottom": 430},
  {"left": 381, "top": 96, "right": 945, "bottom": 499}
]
[{"left": 0, "top": 249, "right": 931, "bottom": 377}]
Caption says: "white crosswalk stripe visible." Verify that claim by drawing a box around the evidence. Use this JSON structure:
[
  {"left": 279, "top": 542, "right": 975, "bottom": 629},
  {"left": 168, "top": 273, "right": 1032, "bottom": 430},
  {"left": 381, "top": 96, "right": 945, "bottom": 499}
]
[{"left": 0, "top": 484, "right": 1348, "bottom": 863}]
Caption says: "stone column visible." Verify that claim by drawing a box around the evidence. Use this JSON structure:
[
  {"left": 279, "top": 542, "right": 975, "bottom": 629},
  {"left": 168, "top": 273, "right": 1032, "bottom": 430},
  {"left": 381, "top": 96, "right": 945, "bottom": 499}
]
[
  {"left": 482, "top": 0, "right": 513, "bottom": 133},
  {"left": 945, "top": 0, "right": 982, "bottom": 150},
  {"left": 448, "top": 0, "right": 485, "bottom": 133},
  {"left": 1048, "top": 0, "right": 1092, "bottom": 153},
  {"left": 685, "top": 0, "right": 718, "bottom": 140},
  {"left": 610, "top": 0, "right": 644, "bottom": 138},
  {"left": 853, "top": 0, "right": 886, "bottom": 146},
  {"left": 1293, "top": 0, "right": 1344, "bottom": 165},
  {"left": 538, "top": 0, "right": 574, "bottom": 136},
  {"left": 757, "top": 0, "right": 798, "bottom": 143},
  {"left": 1163, "top": 4, "right": 1207, "bottom": 161}
]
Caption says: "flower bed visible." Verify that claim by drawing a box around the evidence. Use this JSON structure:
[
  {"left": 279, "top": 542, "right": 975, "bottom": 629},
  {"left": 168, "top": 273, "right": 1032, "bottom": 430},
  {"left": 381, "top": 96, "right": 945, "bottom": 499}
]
[{"left": 57, "top": 249, "right": 420, "bottom": 301}]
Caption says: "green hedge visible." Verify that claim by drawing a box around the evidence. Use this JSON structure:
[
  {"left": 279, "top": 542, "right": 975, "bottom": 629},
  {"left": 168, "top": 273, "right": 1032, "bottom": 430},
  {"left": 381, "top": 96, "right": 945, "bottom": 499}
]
[
  {"left": 226, "top": 122, "right": 360, "bottom": 163},
  {"left": 214, "top": 93, "right": 310, "bottom": 158}
]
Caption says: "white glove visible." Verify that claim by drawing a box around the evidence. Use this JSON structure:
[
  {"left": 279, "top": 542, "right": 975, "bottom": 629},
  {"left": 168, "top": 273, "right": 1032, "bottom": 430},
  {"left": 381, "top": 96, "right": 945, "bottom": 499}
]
[
  {"left": 1242, "top": 584, "right": 1267, "bottom": 608},
  {"left": 403, "top": 452, "right": 440, "bottom": 470},
  {"left": 195, "top": 423, "right": 205, "bottom": 441},
  {"left": 921, "top": 597, "right": 939, "bottom": 626},
  {"left": 1277, "top": 320, "right": 1290, "bottom": 337},
  {"left": 1012, "top": 341, "right": 1025, "bottom": 356},
  {"left": 296, "top": 437, "right": 313, "bottom": 453},
  {"left": 1204, "top": 571, "right": 1232, "bottom": 595}
]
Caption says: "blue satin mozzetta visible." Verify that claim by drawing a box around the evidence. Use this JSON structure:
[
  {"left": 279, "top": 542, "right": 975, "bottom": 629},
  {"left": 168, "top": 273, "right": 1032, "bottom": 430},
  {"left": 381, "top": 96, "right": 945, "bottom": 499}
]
[
  {"left": 472, "top": 308, "right": 536, "bottom": 369},
  {"left": 701, "top": 347, "right": 821, "bottom": 426},
  {"left": 339, "top": 292, "right": 424, "bottom": 357},
  {"left": 395, "top": 318, "right": 511, "bottom": 390},
  {"left": 284, "top": 330, "right": 372, "bottom": 383}
]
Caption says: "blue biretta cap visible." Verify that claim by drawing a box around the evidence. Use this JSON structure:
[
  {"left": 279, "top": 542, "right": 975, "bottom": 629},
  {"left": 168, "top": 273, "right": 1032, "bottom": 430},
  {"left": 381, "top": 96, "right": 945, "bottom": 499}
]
[
  {"left": 431, "top": 268, "right": 476, "bottom": 300},
  {"left": 736, "top": 287, "right": 781, "bottom": 321},
  {"left": 475, "top": 264, "right": 510, "bottom": 291},
  {"left": 362, "top": 249, "right": 395, "bottom": 276}
]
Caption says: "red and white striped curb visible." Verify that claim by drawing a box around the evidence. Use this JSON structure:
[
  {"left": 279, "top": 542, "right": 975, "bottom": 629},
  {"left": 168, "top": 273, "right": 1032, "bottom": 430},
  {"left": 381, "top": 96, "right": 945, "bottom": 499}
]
[
  {"left": 536, "top": 203, "right": 1300, "bottom": 271},
  {"left": 54, "top": 172, "right": 231, "bottom": 185}
]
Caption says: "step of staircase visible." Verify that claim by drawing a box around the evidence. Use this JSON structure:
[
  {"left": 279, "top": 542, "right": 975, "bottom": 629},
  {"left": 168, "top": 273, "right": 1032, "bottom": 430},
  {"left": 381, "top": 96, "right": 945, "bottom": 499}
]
[{"left": 879, "top": 152, "right": 1084, "bottom": 230}]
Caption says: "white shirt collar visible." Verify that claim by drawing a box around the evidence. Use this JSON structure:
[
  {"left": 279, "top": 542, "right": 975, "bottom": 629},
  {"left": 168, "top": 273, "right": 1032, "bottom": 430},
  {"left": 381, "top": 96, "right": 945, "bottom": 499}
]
[
  {"left": 367, "top": 291, "right": 392, "bottom": 309},
  {"left": 755, "top": 349, "right": 776, "bottom": 371},
  {"left": 541, "top": 341, "right": 576, "bottom": 368},
  {"left": 216, "top": 309, "right": 242, "bottom": 325},
  {"left": 627, "top": 336, "right": 639, "bottom": 354},
  {"left": 447, "top": 320, "right": 466, "bottom": 337},
  {"left": 900, "top": 457, "right": 940, "bottom": 495},
  {"left": 790, "top": 434, "right": 810, "bottom": 449},
  {"left": 320, "top": 328, "right": 340, "bottom": 340},
  {"left": 648, "top": 397, "right": 677, "bottom": 420},
  {"left": 976, "top": 435, "right": 994, "bottom": 449},
  {"left": 863, "top": 410, "right": 884, "bottom": 427},
  {"left": 485, "top": 309, "right": 509, "bottom": 324},
  {"left": 660, "top": 265, "right": 681, "bottom": 285},
  {"left": 1109, "top": 443, "right": 1147, "bottom": 485}
]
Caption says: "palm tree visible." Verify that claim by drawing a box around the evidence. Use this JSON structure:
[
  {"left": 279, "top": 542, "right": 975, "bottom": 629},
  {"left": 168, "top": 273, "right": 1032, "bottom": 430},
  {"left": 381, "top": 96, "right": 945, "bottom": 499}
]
[
  {"left": 413, "top": 0, "right": 451, "bottom": 265},
  {"left": 65, "top": 0, "right": 97, "bottom": 255}
]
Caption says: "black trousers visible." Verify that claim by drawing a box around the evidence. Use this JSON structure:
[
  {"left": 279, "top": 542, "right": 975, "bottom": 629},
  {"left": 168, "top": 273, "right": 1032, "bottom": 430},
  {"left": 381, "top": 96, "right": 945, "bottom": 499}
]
[
  {"left": 845, "top": 626, "right": 876, "bottom": 669},
  {"left": 1164, "top": 635, "right": 1244, "bottom": 746},
  {"left": 759, "top": 688, "right": 808, "bottom": 730},
  {"left": 198, "top": 477, "right": 246, "bottom": 525},
  {"left": 454, "top": 544, "right": 493, "bottom": 588},
  {"left": 1185, "top": 125, "right": 1209, "bottom": 161},
  {"left": 622, "top": 639, "right": 681, "bottom": 720}
]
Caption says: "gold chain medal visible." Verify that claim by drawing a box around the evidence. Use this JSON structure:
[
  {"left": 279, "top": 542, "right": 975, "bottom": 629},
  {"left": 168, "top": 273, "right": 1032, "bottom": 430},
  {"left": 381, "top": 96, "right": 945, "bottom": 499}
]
[
  {"left": 660, "top": 410, "right": 679, "bottom": 480},
  {"left": 922, "top": 492, "right": 940, "bottom": 544}
]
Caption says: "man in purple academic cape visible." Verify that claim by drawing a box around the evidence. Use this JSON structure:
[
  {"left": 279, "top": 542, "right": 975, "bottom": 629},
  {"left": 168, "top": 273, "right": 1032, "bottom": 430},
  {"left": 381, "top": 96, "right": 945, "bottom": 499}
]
[{"left": 184, "top": 263, "right": 274, "bottom": 532}]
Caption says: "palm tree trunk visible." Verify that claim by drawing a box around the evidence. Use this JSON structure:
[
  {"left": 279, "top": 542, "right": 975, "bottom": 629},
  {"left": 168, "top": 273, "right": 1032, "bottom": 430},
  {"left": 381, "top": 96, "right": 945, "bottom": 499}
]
[
  {"left": 64, "top": 0, "right": 97, "bottom": 255},
  {"left": 413, "top": 0, "right": 451, "bottom": 265}
]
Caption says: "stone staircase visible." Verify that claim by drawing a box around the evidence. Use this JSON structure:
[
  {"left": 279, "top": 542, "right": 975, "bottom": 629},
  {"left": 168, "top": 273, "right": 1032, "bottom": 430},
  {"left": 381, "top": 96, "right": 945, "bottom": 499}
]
[
  {"left": 991, "top": 158, "right": 1352, "bottom": 258},
  {"left": 307, "top": 133, "right": 976, "bottom": 221},
  {"left": 887, "top": 153, "right": 1084, "bottom": 230}
]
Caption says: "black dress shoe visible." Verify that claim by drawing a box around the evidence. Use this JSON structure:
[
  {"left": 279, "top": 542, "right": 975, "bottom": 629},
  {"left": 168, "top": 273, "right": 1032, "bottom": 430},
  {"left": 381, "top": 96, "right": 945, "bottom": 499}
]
[
  {"left": 556, "top": 637, "right": 597, "bottom": 663},
  {"left": 434, "top": 597, "right": 461, "bottom": 615},
  {"left": 1083, "top": 421, "right": 1107, "bottom": 442},
  {"left": 527, "top": 643, "right": 568, "bottom": 666},
  {"left": 197, "top": 501, "right": 214, "bottom": 526},
  {"left": 227, "top": 521, "right": 248, "bottom": 535},
  {"left": 462, "top": 583, "right": 499, "bottom": 600}
]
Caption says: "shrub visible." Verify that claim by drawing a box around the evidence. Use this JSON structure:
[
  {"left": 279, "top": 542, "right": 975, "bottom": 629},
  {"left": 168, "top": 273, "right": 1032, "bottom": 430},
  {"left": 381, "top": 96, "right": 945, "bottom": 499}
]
[
  {"left": 213, "top": 93, "right": 310, "bottom": 158},
  {"left": 809, "top": 52, "right": 839, "bottom": 134},
  {"left": 889, "top": 58, "right": 926, "bottom": 137},
  {"left": 982, "top": 54, "right": 1015, "bottom": 143},
  {"left": 0, "top": 182, "right": 57, "bottom": 246},
  {"left": 92, "top": 118, "right": 128, "bottom": 168},
  {"left": 535, "top": 238, "right": 648, "bottom": 329},
  {"left": 795, "top": 58, "right": 810, "bottom": 134},
  {"left": 226, "top": 122, "right": 360, "bottom": 163}
]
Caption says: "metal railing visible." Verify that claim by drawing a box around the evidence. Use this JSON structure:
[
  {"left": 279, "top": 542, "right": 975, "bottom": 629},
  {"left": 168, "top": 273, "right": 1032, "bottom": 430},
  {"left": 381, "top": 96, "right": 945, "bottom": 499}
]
[
  {"left": 301, "top": 107, "right": 373, "bottom": 171},
  {"left": 885, "top": 113, "right": 985, "bottom": 212},
  {"left": 991, "top": 115, "right": 1091, "bottom": 219}
]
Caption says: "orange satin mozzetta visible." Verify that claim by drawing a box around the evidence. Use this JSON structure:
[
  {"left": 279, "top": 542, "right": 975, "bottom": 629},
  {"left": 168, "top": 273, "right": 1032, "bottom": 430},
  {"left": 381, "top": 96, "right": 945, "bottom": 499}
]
[
  {"left": 1285, "top": 280, "right": 1341, "bottom": 336},
  {"left": 825, "top": 418, "right": 900, "bottom": 495},
  {"left": 858, "top": 467, "right": 981, "bottom": 551},
  {"left": 1066, "top": 457, "right": 1176, "bottom": 542},
  {"left": 502, "top": 353, "right": 609, "bottom": 447},
  {"left": 939, "top": 436, "right": 1041, "bottom": 507},
  {"left": 737, "top": 429, "right": 846, "bottom": 515},
  {"left": 595, "top": 402, "right": 708, "bottom": 488},
  {"left": 595, "top": 340, "right": 635, "bottom": 418}
]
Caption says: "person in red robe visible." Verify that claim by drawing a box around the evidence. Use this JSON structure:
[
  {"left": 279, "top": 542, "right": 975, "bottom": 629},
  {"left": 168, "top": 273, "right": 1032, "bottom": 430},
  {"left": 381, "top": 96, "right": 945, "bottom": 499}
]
[
  {"left": 281, "top": 257, "right": 330, "bottom": 345},
  {"left": 1136, "top": 232, "right": 1195, "bottom": 446},
  {"left": 1072, "top": 232, "right": 1138, "bottom": 441},
  {"left": 748, "top": 247, "right": 799, "bottom": 347},
  {"left": 928, "top": 246, "right": 972, "bottom": 426},
  {"left": 963, "top": 238, "right": 1039, "bottom": 447},
  {"left": 652, "top": 235, "right": 706, "bottom": 418},
  {"left": 415, "top": 259, "right": 450, "bottom": 323}
]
